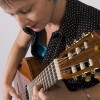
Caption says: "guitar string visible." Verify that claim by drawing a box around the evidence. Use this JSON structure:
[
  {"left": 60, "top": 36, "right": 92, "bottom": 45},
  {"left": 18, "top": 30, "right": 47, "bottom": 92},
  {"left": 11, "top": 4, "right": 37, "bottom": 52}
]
[
  {"left": 27, "top": 57, "right": 68, "bottom": 89},
  {"left": 23, "top": 35, "right": 96, "bottom": 99},
  {"left": 27, "top": 45, "right": 85, "bottom": 90},
  {"left": 26, "top": 34, "right": 89, "bottom": 99},
  {"left": 27, "top": 57, "right": 68, "bottom": 99},
  {"left": 27, "top": 71, "right": 58, "bottom": 99},
  {"left": 18, "top": 43, "right": 93, "bottom": 99},
  {"left": 29, "top": 61, "right": 58, "bottom": 95},
  {"left": 27, "top": 52, "right": 81, "bottom": 98},
  {"left": 18, "top": 57, "right": 75, "bottom": 98},
  {"left": 19, "top": 60, "right": 90, "bottom": 97}
]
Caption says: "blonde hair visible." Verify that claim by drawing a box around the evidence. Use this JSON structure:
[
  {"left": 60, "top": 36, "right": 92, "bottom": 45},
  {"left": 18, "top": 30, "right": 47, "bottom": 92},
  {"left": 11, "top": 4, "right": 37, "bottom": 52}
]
[
  {"left": 0, "top": 0, "right": 23, "bottom": 9},
  {"left": 0, "top": 0, "right": 10, "bottom": 8}
]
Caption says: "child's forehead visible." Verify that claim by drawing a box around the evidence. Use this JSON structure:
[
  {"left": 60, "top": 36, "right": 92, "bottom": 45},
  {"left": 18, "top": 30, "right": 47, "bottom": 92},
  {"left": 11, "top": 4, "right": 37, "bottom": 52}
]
[
  {"left": 0, "top": 0, "right": 26, "bottom": 7},
  {"left": 3, "top": 0, "right": 35, "bottom": 14},
  {"left": 0, "top": 0, "right": 30, "bottom": 10},
  {"left": 0, "top": 0, "right": 16, "bottom": 9}
]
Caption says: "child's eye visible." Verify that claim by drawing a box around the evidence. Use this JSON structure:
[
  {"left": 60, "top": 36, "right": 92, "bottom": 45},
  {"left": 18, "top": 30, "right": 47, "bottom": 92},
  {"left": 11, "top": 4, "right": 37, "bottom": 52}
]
[{"left": 20, "top": 8, "right": 32, "bottom": 14}]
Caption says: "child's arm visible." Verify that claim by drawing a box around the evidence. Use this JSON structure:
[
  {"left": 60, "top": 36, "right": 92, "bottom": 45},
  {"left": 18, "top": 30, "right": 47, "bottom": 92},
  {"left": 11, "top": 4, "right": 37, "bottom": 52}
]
[{"left": 2, "top": 29, "right": 32, "bottom": 100}]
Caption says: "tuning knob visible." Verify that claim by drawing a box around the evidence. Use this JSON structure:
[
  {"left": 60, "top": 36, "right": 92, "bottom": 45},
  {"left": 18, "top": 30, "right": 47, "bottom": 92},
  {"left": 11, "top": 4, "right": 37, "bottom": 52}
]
[
  {"left": 94, "top": 68, "right": 100, "bottom": 80},
  {"left": 85, "top": 72, "right": 91, "bottom": 82},
  {"left": 73, "top": 76, "right": 82, "bottom": 81},
  {"left": 82, "top": 72, "right": 91, "bottom": 82}
]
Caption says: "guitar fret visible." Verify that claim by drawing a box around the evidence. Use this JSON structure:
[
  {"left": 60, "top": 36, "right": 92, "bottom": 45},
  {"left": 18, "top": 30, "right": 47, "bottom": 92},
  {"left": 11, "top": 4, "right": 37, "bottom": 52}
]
[
  {"left": 43, "top": 64, "right": 57, "bottom": 90},
  {"left": 47, "top": 67, "right": 52, "bottom": 89},
  {"left": 48, "top": 67, "right": 54, "bottom": 86},
  {"left": 50, "top": 63, "right": 58, "bottom": 84},
  {"left": 27, "top": 74, "right": 42, "bottom": 96},
  {"left": 53, "top": 59, "right": 62, "bottom": 80},
  {"left": 42, "top": 77, "right": 46, "bottom": 90},
  {"left": 45, "top": 67, "right": 51, "bottom": 88},
  {"left": 42, "top": 71, "right": 48, "bottom": 90},
  {"left": 27, "top": 61, "right": 59, "bottom": 99}
]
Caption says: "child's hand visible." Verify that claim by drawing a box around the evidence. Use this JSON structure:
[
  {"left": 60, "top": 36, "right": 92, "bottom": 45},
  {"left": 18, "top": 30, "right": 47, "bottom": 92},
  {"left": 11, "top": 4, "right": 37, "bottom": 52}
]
[{"left": 2, "top": 83, "right": 21, "bottom": 100}]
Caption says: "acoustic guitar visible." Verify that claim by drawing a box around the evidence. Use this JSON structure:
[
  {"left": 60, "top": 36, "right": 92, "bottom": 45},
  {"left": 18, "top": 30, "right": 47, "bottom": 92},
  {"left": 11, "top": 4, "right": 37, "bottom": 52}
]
[{"left": 13, "top": 31, "right": 100, "bottom": 100}]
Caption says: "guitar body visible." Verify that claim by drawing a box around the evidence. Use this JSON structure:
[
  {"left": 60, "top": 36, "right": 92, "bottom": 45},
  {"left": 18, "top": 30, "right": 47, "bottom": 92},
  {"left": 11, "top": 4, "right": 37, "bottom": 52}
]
[{"left": 13, "top": 57, "right": 45, "bottom": 100}]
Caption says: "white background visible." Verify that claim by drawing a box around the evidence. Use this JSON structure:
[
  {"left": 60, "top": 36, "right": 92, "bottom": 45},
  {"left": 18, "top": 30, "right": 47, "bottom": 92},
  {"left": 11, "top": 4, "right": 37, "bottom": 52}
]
[{"left": 0, "top": 0, "right": 100, "bottom": 99}]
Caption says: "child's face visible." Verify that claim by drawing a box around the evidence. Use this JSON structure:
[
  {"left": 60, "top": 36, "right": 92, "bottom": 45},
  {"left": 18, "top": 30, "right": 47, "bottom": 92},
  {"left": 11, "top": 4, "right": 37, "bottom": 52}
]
[{"left": 2, "top": 0, "right": 54, "bottom": 32}]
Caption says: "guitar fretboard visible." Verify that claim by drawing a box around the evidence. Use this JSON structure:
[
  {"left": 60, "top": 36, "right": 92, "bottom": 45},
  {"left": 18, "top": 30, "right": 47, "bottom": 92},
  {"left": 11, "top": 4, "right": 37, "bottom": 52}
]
[{"left": 27, "top": 61, "right": 58, "bottom": 100}]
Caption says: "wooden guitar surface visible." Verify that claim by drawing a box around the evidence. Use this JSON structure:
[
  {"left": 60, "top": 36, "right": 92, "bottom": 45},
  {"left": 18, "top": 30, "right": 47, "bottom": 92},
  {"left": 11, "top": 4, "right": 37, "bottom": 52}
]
[{"left": 14, "top": 57, "right": 45, "bottom": 100}]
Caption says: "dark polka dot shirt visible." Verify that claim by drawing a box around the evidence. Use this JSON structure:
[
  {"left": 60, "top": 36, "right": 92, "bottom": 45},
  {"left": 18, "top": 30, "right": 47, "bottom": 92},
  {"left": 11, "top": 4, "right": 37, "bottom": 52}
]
[{"left": 30, "top": 0, "right": 100, "bottom": 91}]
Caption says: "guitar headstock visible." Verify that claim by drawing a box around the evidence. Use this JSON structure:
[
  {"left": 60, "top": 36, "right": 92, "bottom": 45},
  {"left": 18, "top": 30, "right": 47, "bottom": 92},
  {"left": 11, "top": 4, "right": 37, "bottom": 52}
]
[{"left": 54, "top": 30, "right": 100, "bottom": 82}]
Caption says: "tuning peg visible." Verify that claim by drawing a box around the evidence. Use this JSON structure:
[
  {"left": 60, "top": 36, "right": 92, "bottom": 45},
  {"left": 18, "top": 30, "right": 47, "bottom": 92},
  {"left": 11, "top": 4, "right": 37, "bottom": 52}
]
[
  {"left": 73, "top": 39, "right": 76, "bottom": 44},
  {"left": 94, "top": 68, "right": 100, "bottom": 80},
  {"left": 75, "top": 47, "right": 81, "bottom": 54},
  {"left": 82, "top": 32, "right": 91, "bottom": 38},
  {"left": 66, "top": 44, "right": 69, "bottom": 49},
  {"left": 80, "top": 62, "right": 85, "bottom": 70},
  {"left": 82, "top": 33, "right": 86, "bottom": 37},
  {"left": 73, "top": 75, "right": 82, "bottom": 81},
  {"left": 88, "top": 59, "right": 93, "bottom": 66},
  {"left": 85, "top": 72, "right": 91, "bottom": 82},
  {"left": 87, "top": 32, "right": 90, "bottom": 35},
  {"left": 90, "top": 33, "right": 94, "bottom": 38},
  {"left": 71, "top": 65, "right": 77, "bottom": 73},
  {"left": 85, "top": 32, "right": 90, "bottom": 36},
  {"left": 73, "top": 76, "right": 78, "bottom": 81},
  {"left": 73, "top": 39, "right": 79, "bottom": 44},
  {"left": 84, "top": 41, "right": 88, "bottom": 49},
  {"left": 68, "top": 52, "right": 73, "bottom": 59},
  {"left": 82, "top": 72, "right": 91, "bottom": 82}
]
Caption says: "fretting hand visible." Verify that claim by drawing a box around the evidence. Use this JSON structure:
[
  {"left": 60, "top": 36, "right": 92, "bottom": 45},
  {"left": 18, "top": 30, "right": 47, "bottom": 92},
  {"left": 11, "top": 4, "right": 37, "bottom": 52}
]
[{"left": 32, "top": 81, "right": 72, "bottom": 100}]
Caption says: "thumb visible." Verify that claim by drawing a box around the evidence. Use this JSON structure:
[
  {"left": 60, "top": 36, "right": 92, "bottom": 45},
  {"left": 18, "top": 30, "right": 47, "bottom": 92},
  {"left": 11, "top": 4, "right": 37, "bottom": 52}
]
[{"left": 9, "top": 88, "right": 21, "bottom": 100}]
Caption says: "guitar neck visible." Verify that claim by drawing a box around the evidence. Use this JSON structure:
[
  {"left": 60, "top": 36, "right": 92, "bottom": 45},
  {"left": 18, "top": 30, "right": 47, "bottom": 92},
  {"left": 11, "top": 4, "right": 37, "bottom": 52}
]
[{"left": 27, "top": 61, "right": 59, "bottom": 97}]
